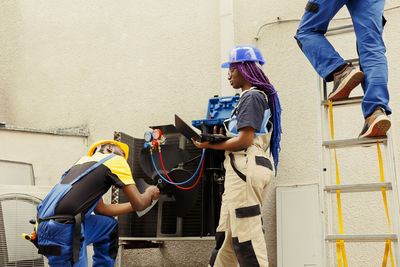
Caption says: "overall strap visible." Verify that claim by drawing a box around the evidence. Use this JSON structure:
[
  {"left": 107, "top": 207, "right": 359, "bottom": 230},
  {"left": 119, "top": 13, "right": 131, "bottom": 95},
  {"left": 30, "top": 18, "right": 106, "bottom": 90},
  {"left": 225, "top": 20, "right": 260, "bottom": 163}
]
[
  {"left": 72, "top": 213, "right": 82, "bottom": 264},
  {"left": 70, "top": 154, "right": 116, "bottom": 185}
]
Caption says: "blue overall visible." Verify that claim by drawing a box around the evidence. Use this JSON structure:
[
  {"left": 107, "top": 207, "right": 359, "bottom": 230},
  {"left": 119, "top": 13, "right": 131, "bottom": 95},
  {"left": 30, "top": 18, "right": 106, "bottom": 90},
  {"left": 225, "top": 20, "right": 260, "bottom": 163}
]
[
  {"left": 36, "top": 154, "right": 119, "bottom": 267},
  {"left": 294, "top": 0, "right": 391, "bottom": 118}
]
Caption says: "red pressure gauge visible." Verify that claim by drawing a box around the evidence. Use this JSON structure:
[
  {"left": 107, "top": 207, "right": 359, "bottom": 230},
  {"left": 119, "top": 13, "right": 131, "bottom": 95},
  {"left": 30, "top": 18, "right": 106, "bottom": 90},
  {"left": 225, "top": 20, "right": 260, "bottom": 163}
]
[{"left": 152, "top": 129, "right": 162, "bottom": 140}]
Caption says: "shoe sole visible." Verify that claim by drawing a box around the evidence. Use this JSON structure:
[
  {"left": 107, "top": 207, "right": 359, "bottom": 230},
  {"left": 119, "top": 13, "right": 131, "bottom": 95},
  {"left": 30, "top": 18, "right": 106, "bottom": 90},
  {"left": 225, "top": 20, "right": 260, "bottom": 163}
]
[
  {"left": 359, "top": 117, "right": 391, "bottom": 138},
  {"left": 328, "top": 71, "right": 364, "bottom": 101}
]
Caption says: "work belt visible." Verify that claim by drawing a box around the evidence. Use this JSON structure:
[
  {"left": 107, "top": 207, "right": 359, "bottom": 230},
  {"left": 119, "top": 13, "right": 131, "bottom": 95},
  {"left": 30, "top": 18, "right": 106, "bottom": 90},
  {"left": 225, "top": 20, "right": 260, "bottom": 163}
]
[{"left": 37, "top": 212, "right": 83, "bottom": 264}]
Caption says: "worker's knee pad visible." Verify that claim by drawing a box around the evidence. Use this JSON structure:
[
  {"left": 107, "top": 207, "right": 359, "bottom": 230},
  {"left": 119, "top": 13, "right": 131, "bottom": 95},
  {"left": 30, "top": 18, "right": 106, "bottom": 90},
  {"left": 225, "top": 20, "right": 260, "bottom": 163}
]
[
  {"left": 305, "top": 1, "right": 319, "bottom": 13},
  {"left": 294, "top": 30, "right": 303, "bottom": 50},
  {"left": 209, "top": 232, "right": 225, "bottom": 266},
  {"left": 232, "top": 237, "right": 259, "bottom": 266},
  {"left": 108, "top": 223, "right": 119, "bottom": 260},
  {"left": 232, "top": 204, "right": 267, "bottom": 266}
]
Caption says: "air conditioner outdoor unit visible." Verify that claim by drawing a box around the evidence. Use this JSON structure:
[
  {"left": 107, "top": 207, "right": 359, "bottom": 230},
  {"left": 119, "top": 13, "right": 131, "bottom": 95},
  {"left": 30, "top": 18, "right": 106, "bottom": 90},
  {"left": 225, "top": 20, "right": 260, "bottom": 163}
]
[
  {"left": 115, "top": 127, "right": 225, "bottom": 239},
  {"left": 0, "top": 186, "right": 51, "bottom": 267}
]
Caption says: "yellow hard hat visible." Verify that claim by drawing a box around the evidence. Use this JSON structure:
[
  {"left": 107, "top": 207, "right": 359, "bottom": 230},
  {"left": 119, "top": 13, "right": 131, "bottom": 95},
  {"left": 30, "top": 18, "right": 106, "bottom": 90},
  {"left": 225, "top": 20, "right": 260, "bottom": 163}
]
[{"left": 88, "top": 140, "right": 129, "bottom": 160}]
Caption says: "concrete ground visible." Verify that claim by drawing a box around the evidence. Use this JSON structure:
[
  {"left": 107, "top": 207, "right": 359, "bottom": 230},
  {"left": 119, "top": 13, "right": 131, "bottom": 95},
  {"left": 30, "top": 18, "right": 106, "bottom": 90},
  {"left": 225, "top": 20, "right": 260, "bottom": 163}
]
[{"left": 117, "top": 240, "right": 215, "bottom": 267}]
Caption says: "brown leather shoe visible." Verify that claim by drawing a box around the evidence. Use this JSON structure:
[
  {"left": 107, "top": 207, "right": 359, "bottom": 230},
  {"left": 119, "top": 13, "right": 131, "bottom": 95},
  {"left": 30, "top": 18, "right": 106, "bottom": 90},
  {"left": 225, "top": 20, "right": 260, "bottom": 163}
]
[
  {"left": 328, "top": 63, "right": 364, "bottom": 101},
  {"left": 359, "top": 107, "right": 391, "bottom": 138}
]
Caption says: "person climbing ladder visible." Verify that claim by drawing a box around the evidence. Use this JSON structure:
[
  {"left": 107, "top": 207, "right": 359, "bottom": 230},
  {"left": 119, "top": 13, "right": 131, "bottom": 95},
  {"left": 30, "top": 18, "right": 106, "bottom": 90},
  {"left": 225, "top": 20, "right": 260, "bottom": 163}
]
[{"left": 294, "top": 0, "right": 392, "bottom": 138}]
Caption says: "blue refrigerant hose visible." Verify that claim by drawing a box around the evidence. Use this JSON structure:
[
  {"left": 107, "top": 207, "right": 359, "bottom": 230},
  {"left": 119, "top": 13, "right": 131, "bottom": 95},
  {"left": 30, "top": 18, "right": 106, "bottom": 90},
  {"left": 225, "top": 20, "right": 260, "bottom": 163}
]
[{"left": 150, "top": 148, "right": 206, "bottom": 185}]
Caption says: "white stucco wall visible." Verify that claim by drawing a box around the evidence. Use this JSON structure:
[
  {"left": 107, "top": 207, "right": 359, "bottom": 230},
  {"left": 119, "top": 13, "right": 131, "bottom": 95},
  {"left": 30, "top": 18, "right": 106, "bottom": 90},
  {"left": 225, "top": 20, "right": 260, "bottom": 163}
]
[
  {"left": 1, "top": 0, "right": 400, "bottom": 266},
  {"left": 232, "top": 0, "right": 400, "bottom": 265},
  {"left": 0, "top": 1, "right": 220, "bottom": 266},
  {"left": 0, "top": 127, "right": 87, "bottom": 185},
  {"left": 0, "top": 0, "right": 221, "bottom": 144}
]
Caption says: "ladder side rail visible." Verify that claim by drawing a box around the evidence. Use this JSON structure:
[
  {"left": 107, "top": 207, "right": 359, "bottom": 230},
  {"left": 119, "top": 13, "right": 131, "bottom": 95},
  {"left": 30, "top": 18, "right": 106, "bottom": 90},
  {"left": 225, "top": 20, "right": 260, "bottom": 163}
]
[
  {"left": 326, "top": 130, "right": 337, "bottom": 266},
  {"left": 319, "top": 23, "right": 400, "bottom": 265},
  {"left": 319, "top": 74, "right": 336, "bottom": 266},
  {"left": 326, "top": 146, "right": 337, "bottom": 266},
  {"left": 384, "top": 131, "right": 400, "bottom": 263},
  {"left": 318, "top": 74, "right": 330, "bottom": 266}
]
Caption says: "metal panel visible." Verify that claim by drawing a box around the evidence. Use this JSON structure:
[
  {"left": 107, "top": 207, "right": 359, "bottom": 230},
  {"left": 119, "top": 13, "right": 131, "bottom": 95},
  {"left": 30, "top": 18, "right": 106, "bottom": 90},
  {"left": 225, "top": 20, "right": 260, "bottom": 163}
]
[
  {"left": 0, "top": 160, "right": 35, "bottom": 185},
  {"left": 277, "top": 184, "right": 323, "bottom": 267}
]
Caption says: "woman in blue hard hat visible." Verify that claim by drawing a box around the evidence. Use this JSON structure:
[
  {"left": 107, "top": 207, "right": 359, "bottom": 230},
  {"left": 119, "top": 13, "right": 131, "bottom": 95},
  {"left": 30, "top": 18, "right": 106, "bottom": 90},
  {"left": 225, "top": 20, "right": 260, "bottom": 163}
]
[{"left": 192, "top": 44, "right": 281, "bottom": 267}]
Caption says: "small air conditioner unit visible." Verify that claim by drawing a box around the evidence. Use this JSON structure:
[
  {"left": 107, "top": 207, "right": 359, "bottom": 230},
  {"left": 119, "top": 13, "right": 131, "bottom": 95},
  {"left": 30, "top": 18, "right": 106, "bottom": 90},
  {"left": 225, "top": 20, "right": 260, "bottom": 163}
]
[
  {"left": 0, "top": 186, "right": 51, "bottom": 267},
  {"left": 115, "top": 127, "right": 225, "bottom": 239}
]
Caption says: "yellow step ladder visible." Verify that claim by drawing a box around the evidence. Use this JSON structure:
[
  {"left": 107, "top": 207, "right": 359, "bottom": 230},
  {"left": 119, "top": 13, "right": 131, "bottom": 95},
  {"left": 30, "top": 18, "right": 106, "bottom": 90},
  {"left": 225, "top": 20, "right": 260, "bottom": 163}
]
[{"left": 317, "top": 55, "right": 400, "bottom": 266}]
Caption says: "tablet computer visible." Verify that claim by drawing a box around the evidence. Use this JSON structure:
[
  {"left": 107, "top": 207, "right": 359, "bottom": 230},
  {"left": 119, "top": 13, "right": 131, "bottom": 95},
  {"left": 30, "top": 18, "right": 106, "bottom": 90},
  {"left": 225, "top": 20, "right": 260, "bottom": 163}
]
[
  {"left": 175, "top": 114, "right": 201, "bottom": 141},
  {"left": 174, "top": 114, "right": 231, "bottom": 143},
  {"left": 200, "top": 132, "right": 231, "bottom": 143}
]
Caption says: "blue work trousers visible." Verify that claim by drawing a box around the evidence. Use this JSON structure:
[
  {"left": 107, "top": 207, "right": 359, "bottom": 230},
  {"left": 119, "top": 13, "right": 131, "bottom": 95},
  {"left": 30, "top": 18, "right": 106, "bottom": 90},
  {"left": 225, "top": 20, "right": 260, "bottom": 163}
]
[
  {"left": 42, "top": 215, "right": 118, "bottom": 267},
  {"left": 295, "top": 0, "right": 391, "bottom": 118}
]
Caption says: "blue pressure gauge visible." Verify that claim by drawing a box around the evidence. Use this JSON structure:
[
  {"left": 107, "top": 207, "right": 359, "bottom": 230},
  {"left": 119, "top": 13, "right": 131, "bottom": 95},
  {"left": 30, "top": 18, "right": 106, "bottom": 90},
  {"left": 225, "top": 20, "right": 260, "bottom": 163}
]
[{"left": 144, "top": 131, "right": 153, "bottom": 142}]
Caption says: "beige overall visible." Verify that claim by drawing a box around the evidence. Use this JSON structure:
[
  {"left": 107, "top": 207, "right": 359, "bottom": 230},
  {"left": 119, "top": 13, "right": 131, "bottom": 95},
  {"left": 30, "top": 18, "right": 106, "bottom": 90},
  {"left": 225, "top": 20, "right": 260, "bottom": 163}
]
[{"left": 210, "top": 89, "right": 273, "bottom": 267}]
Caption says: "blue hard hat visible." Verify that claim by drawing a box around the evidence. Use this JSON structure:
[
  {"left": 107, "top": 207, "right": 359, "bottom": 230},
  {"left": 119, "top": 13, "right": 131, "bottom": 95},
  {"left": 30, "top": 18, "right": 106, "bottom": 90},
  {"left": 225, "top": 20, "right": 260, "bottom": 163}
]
[{"left": 221, "top": 44, "right": 265, "bottom": 68}]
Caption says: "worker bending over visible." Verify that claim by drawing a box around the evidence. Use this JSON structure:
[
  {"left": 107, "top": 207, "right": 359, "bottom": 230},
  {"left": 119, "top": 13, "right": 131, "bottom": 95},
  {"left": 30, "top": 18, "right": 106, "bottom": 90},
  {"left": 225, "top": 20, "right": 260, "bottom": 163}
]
[{"left": 35, "top": 140, "right": 159, "bottom": 266}]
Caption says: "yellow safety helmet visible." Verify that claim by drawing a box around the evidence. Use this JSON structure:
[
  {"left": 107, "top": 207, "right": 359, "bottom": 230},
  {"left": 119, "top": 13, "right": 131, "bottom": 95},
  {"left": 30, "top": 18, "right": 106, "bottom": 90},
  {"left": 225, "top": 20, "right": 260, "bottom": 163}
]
[{"left": 88, "top": 140, "right": 129, "bottom": 160}]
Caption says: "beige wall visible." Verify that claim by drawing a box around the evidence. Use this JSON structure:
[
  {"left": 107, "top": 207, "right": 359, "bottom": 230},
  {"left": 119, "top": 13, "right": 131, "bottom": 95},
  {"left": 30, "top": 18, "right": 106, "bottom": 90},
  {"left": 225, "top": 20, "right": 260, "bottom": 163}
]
[
  {"left": 0, "top": 1, "right": 220, "bottom": 266},
  {"left": 0, "top": 128, "right": 87, "bottom": 185},
  {"left": 2, "top": 0, "right": 400, "bottom": 266},
  {"left": 233, "top": 0, "right": 400, "bottom": 265},
  {"left": 0, "top": 0, "right": 221, "bottom": 144}
]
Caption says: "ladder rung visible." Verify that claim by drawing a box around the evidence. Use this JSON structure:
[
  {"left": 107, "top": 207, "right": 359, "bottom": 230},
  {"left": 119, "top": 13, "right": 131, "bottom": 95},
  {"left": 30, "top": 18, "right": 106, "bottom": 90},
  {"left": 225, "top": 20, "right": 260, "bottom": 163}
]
[
  {"left": 322, "top": 136, "right": 387, "bottom": 148},
  {"left": 324, "top": 182, "right": 392, "bottom": 193},
  {"left": 326, "top": 234, "right": 398, "bottom": 242},
  {"left": 346, "top": 58, "right": 360, "bottom": 64},
  {"left": 321, "top": 96, "right": 363, "bottom": 106},
  {"left": 326, "top": 25, "right": 354, "bottom": 36}
]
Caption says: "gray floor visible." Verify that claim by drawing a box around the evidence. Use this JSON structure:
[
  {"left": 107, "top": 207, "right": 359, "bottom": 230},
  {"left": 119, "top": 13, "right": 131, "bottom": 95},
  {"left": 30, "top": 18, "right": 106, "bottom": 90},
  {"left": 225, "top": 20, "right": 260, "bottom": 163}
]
[{"left": 117, "top": 240, "right": 215, "bottom": 267}]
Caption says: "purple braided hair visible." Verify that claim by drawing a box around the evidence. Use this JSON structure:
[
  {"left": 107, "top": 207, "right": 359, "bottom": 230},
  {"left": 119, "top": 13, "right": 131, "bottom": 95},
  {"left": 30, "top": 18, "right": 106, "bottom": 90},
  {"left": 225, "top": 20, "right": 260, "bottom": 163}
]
[{"left": 236, "top": 62, "right": 282, "bottom": 175}]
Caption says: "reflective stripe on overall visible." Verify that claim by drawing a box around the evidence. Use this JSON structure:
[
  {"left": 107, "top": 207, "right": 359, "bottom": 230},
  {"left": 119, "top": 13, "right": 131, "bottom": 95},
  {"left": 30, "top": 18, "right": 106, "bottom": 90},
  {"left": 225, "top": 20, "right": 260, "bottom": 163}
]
[
  {"left": 36, "top": 154, "right": 118, "bottom": 267},
  {"left": 210, "top": 89, "right": 273, "bottom": 267}
]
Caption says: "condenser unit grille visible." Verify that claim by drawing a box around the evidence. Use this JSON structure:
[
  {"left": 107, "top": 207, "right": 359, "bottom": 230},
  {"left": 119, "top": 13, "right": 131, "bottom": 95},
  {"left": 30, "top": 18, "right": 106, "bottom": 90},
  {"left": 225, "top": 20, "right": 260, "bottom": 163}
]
[
  {"left": 0, "top": 194, "right": 44, "bottom": 267},
  {"left": 161, "top": 201, "right": 177, "bottom": 234},
  {"left": 116, "top": 131, "right": 205, "bottom": 238}
]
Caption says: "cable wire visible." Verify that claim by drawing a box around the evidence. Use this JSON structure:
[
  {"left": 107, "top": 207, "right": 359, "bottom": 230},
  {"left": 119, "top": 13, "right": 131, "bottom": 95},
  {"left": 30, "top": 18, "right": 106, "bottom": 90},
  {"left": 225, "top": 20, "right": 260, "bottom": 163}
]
[
  {"left": 150, "top": 147, "right": 205, "bottom": 187},
  {"left": 160, "top": 149, "right": 205, "bottom": 190}
]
